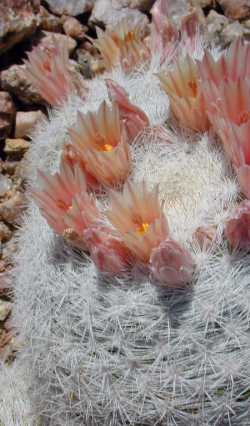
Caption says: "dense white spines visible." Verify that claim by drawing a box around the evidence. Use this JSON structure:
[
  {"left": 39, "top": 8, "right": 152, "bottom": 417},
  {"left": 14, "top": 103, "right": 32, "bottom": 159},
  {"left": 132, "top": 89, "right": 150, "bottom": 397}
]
[{"left": 4, "top": 52, "right": 250, "bottom": 425}]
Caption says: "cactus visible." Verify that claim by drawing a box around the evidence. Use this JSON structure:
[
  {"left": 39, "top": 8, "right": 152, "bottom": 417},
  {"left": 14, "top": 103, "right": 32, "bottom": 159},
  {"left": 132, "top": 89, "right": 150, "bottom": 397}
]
[{"left": 3, "top": 4, "right": 250, "bottom": 425}]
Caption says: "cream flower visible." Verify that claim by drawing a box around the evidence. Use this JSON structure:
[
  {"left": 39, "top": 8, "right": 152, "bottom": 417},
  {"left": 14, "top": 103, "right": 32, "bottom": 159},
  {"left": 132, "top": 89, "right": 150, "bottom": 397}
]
[
  {"left": 32, "top": 161, "right": 101, "bottom": 249},
  {"left": 106, "top": 181, "right": 169, "bottom": 262},
  {"left": 24, "top": 37, "right": 85, "bottom": 106},
  {"left": 94, "top": 18, "right": 150, "bottom": 72},
  {"left": 158, "top": 55, "right": 209, "bottom": 132},
  {"left": 69, "top": 101, "right": 132, "bottom": 187}
]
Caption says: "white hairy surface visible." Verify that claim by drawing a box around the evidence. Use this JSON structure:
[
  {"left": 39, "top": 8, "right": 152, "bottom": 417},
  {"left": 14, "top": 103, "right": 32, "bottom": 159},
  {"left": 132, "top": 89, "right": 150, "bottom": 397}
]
[{"left": 2, "top": 57, "right": 250, "bottom": 425}]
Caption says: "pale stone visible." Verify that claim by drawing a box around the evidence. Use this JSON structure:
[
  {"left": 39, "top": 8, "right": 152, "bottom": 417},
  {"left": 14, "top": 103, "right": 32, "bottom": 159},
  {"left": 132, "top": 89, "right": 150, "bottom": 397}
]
[
  {"left": 221, "top": 21, "right": 244, "bottom": 45},
  {"left": 38, "top": 31, "right": 77, "bottom": 55},
  {"left": 0, "top": 222, "right": 12, "bottom": 243},
  {"left": 218, "top": 0, "right": 250, "bottom": 20},
  {"left": 0, "top": 92, "right": 15, "bottom": 139},
  {"left": 15, "top": 111, "right": 45, "bottom": 139},
  {"left": 89, "top": 0, "right": 148, "bottom": 29},
  {"left": 63, "top": 16, "right": 87, "bottom": 39},
  {"left": 0, "top": 174, "right": 11, "bottom": 197},
  {"left": 44, "top": 0, "right": 94, "bottom": 16},
  {"left": 0, "top": 192, "right": 25, "bottom": 224},
  {"left": 0, "top": 64, "right": 44, "bottom": 105},
  {"left": 0, "top": 300, "right": 12, "bottom": 322},
  {"left": 0, "top": 0, "right": 39, "bottom": 55},
  {"left": 4, "top": 138, "right": 30, "bottom": 157}
]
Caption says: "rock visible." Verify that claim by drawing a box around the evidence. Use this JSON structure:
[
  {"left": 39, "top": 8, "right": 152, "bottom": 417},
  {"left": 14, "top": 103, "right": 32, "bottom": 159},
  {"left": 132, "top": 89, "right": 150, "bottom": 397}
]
[
  {"left": 76, "top": 50, "right": 92, "bottom": 79},
  {"left": 0, "top": 64, "right": 44, "bottom": 105},
  {"left": 190, "top": 0, "right": 214, "bottom": 7},
  {"left": 44, "top": 0, "right": 94, "bottom": 16},
  {"left": 0, "top": 222, "right": 12, "bottom": 243},
  {"left": 0, "top": 300, "right": 12, "bottom": 322},
  {"left": 218, "top": 0, "right": 250, "bottom": 20},
  {"left": 0, "top": 92, "right": 15, "bottom": 140},
  {"left": 0, "top": 160, "right": 19, "bottom": 176},
  {"left": 4, "top": 138, "right": 30, "bottom": 158},
  {"left": 0, "top": 192, "right": 25, "bottom": 224},
  {"left": 206, "top": 10, "right": 230, "bottom": 45},
  {"left": 0, "top": 0, "right": 40, "bottom": 55},
  {"left": 115, "top": 0, "right": 155, "bottom": 11},
  {"left": 0, "top": 260, "right": 6, "bottom": 273},
  {"left": 15, "top": 111, "right": 45, "bottom": 138},
  {"left": 38, "top": 30, "right": 77, "bottom": 55},
  {"left": 39, "top": 5, "right": 63, "bottom": 32},
  {"left": 0, "top": 174, "right": 11, "bottom": 197},
  {"left": 63, "top": 16, "right": 87, "bottom": 39},
  {"left": 221, "top": 21, "right": 244, "bottom": 45},
  {"left": 242, "top": 19, "right": 250, "bottom": 35},
  {"left": 2, "top": 238, "right": 18, "bottom": 263},
  {"left": 89, "top": 0, "right": 148, "bottom": 29}
]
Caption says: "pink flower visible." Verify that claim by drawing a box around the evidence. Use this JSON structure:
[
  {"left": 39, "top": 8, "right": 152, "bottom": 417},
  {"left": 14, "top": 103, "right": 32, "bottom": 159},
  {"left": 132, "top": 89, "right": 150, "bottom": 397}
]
[
  {"left": 225, "top": 200, "right": 250, "bottom": 250},
  {"left": 83, "top": 224, "right": 132, "bottom": 274},
  {"left": 151, "top": 2, "right": 203, "bottom": 65},
  {"left": 69, "top": 101, "right": 132, "bottom": 187},
  {"left": 150, "top": 239, "right": 195, "bottom": 287},
  {"left": 24, "top": 36, "right": 86, "bottom": 106},
  {"left": 199, "top": 39, "right": 250, "bottom": 197},
  {"left": 94, "top": 18, "right": 150, "bottom": 72},
  {"left": 158, "top": 55, "right": 209, "bottom": 132},
  {"left": 198, "top": 39, "right": 250, "bottom": 134},
  {"left": 150, "top": 0, "right": 178, "bottom": 64},
  {"left": 105, "top": 79, "right": 149, "bottom": 142},
  {"left": 199, "top": 38, "right": 250, "bottom": 90},
  {"left": 106, "top": 181, "right": 169, "bottom": 262},
  {"left": 32, "top": 161, "right": 101, "bottom": 249}
]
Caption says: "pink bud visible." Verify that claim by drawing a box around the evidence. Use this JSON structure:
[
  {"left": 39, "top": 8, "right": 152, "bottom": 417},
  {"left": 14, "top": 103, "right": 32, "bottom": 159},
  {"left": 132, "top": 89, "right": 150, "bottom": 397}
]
[
  {"left": 105, "top": 79, "right": 149, "bottom": 142},
  {"left": 225, "top": 200, "right": 250, "bottom": 250},
  {"left": 150, "top": 239, "right": 195, "bottom": 287},
  {"left": 83, "top": 225, "right": 132, "bottom": 275}
]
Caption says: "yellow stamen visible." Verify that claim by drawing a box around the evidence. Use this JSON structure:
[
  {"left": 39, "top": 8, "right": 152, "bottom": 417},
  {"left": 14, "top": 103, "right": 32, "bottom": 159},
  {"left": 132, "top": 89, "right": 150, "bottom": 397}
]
[
  {"left": 57, "top": 199, "right": 68, "bottom": 210},
  {"left": 136, "top": 222, "right": 149, "bottom": 235},
  {"left": 103, "top": 143, "right": 113, "bottom": 152}
]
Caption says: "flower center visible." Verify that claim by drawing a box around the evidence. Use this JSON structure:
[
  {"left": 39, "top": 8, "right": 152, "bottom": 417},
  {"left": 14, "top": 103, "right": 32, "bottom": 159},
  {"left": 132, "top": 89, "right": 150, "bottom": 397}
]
[
  {"left": 95, "top": 134, "right": 114, "bottom": 152},
  {"left": 57, "top": 199, "right": 68, "bottom": 210},
  {"left": 102, "top": 143, "right": 113, "bottom": 152},
  {"left": 238, "top": 111, "right": 250, "bottom": 125},
  {"left": 188, "top": 80, "right": 198, "bottom": 97},
  {"left": 124, "top": 31, "right": 134, "bottom": 44},
  {"left": 136, "top": 222, "right": 149, "bottom": 235}
]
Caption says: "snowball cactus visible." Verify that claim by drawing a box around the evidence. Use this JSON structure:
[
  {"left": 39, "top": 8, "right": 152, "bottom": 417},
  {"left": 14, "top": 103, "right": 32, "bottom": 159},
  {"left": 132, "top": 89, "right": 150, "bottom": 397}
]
[{"left": 2, "top": 3, "right": 250, "bottom": 425}]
